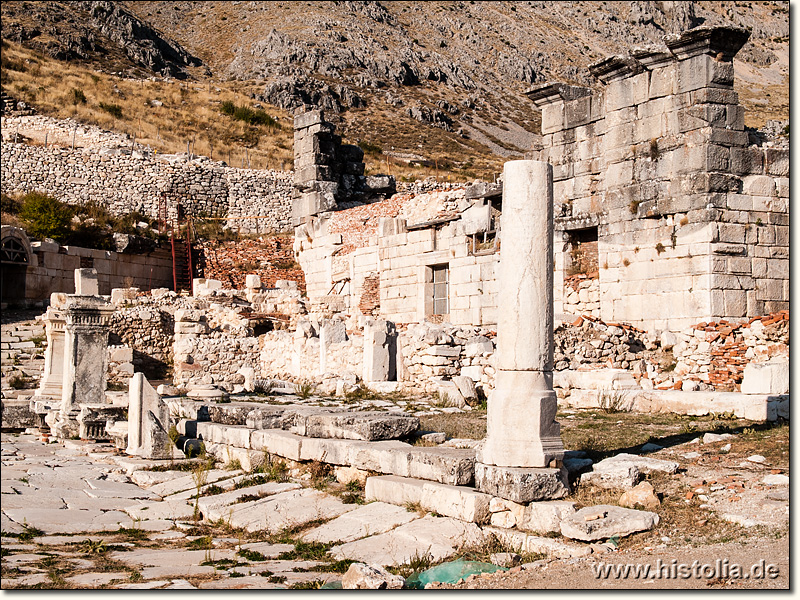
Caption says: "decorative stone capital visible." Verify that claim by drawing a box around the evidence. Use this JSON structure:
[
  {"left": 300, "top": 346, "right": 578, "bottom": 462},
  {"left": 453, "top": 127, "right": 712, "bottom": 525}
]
[{"left": 665, "top": 25, "right": 750, "bottom": 61}]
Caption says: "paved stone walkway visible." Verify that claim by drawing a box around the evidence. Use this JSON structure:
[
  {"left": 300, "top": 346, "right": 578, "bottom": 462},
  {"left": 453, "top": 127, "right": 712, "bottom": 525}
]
[{"left": 0, "top": 432, "right": 486, "bottom": 589}]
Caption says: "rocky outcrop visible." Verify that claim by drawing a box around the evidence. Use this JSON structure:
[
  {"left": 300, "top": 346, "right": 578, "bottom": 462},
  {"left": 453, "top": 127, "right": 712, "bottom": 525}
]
[{"left": 1, "top": 0, "right": 204, "bottom": 79}]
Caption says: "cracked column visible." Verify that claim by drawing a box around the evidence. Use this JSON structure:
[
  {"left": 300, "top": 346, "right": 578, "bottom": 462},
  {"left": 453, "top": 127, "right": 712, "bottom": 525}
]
[{"left": 475, "top": 160, "right": 567, "bottom": 503}]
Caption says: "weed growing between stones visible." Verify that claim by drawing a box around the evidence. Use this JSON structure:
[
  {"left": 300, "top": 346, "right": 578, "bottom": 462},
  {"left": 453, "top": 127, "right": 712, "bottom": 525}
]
[
  {"left": 314, "top": 559, "right": 357, "bottom": 574},
  {"left": 277, "top": 540, "right": 332, "bottom": 562},
  {"left": 294, "top": 380, "right": 315, "bottom": 400},
  {"left": 192, "top": 460, "right": 213, "bottom": 520},
  {"left": 236, "top": 548, "right": 269, "bottom": 562},
  {"left": 404, "top": 501, "right": 428, "bottom": 517},
  {"left": 388, "top": 549, "right": 434, "bottom": 579},
  {"left": 289, "top": 579, "right": 325, "bottom": 589},
  {"left": 597, "top": 389, "right": 632, "bottom": 414}
]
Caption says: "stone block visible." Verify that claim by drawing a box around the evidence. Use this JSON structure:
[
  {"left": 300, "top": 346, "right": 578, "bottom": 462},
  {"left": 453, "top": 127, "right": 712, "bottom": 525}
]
[
  {"left": 294, "top": 110, "right": 324, "bottom": 130},
  {"left": 342, "top": 563, "right": 405, "bottom": 590},
  {"left": 485, "top": 528, "right": 592, "bottom": 559},
  {"left": 474, "top": 463, "right": 568, "bottom": 503},
  {"left": 365, "top": 475, "right": 426, "bottom": 505},
  {"left": 765, "top": 149, "right": 789, "bottom": 177},
  {"left": 299, "top": 436, "right": 354, "bottom": 464},
  {"left": 249, "top": 429, "right": 303, "bottom": 461},
  {"left": 407, "top": 447, "right": 476, "bottom": 486},
  {"left": 126, "top": 373, "right": 171, "bottom": 460},
  {"left": 304, "top": 411, "right": 418, "bottom": 441},
  {"left": 419, "top": 481, "right": 492, "bottom": 523},
  {"left": 740, "top": 360, "right": 789, "bottom": 395},
  {"left": 245, "top": 274, "right": 261, "bottom": 289},
  {"left": 74, "top": 268, "right": 99, "bottom": 296}
]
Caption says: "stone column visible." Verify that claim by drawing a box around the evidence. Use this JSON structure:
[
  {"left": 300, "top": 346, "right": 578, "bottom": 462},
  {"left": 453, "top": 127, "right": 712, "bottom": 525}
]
[
  {"left": 475, "top": 160, "right": 567, "bottom": 503},
  {"left": 52, "top": 296, "right": 114, "bottom": 438}
]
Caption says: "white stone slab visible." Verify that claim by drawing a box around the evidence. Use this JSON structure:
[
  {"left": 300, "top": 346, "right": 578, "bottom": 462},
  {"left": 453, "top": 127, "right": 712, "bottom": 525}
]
[
  {"left": 300, "top": 501, "right": 420, "bottom": 543},
  {"left": 2, "top": 508, "right": 132, "bottom": 534},
  {"left": 226, "top": 488, "right": 358, "bottom": 533},
  {"left": 329, "top": 515, "right": 484, "bottom": 566}
]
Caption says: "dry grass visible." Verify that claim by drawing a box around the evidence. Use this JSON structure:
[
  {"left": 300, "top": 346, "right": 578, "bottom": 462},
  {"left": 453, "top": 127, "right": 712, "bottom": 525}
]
[{"left": 1, "top": 40, "right": 294, "bottom": 171}]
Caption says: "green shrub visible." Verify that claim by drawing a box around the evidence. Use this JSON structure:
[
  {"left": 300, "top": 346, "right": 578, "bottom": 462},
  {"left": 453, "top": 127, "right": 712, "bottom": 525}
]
[
  {"left": 71, "top": 88, "right": 87, "bottom": 105},
  {"left": 220, "top": 101, "right": 280, "bottom": 129},
  {"left": 99, "top": 102, "right": 124, "bottom": 119},
  {"left": 1, "top": 193, "right": 22, "bottom": 214},
  {"left": 18, "top": 192, "right": 73, "bottom": 241}
]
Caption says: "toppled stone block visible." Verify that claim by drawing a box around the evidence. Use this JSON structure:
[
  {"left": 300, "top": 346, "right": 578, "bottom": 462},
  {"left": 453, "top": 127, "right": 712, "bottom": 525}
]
[
  {"left": 618, "top": 481, "right": 660, "bottom": 510},
  {"left": 594, "top": 453, "right": 679, "bottom": 475},
  {"left": 580, "top": 463, "right": 640, "bottom": 490},
  {"left": 518, "top": 500, "right": 577, "bottom": 535},
  {"left": 303, "top": 411, "right": 419, "bottom": 441},
  {"left": 342, "top": 563, "right": 405, "bottom": 590},
  {"left": 475, "top": 463, "right": 569, "bottom": 503},
  {"left": 560, "top": 505, "right": 659, "bottom": 541}
]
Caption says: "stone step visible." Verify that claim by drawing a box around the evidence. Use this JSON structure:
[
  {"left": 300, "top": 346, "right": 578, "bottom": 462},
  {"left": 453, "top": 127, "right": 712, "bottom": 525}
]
[
  {"left": 188, "top": 421, "right": 475, "bottom": 486},
  {"left": 366, "top": 475, "right": 492, "bottom": 523}
]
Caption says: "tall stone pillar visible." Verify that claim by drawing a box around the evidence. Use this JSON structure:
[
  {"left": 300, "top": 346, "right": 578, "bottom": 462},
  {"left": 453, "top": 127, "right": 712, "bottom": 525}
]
[
  {"left": 35, "top": 297, "right": 68, "bottom": 400},
  {"left": 475, "top": 160, "right": 567, "bottom": 503},
  {"left": 52, "top": 296, "right": 114, "bottom": 438}
]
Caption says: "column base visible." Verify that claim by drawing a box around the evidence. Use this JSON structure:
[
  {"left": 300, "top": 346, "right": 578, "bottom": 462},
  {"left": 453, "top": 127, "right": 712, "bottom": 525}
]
[{"left": 475, "top": 462, "right": 569, "bottom": 503}]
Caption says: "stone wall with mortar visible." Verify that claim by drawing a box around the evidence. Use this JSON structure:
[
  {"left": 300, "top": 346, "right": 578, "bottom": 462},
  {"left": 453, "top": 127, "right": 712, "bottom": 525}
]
[
  {"left": 1, "top": 142, "right": 293, "bottom": 233},
  {"left": 529, "top": 26, "right": 789, "bottom": 333}
]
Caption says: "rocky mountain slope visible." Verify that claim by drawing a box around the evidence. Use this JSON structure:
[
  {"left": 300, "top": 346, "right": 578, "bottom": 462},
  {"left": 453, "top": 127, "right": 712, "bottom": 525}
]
[{"left": 1, "top": 1, "right": 789, "bottom": 164}]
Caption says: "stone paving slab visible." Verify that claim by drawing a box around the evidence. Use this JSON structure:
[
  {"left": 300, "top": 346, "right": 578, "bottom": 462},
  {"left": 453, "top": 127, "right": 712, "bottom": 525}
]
[
  {"left": 196, "top": 577, "right": 286, "bottom": 589},
  {"left": 84, "top": 478, "right": 160, "bottom": 499},
  {"left": 0, "top": 573, "right": 50, "bottom": 587},
  {"left": 237, "top": 542, "right": 295, "bottom": 557},
  {"left": 67, "top": 571, "right": 130, "bottom": 587},
  {"left": 300, "top": 501, "right": 420, "bottom": 544},
  {"left": 2, "top": 508, "right": 132, "bottom": 534},
  {"left": 1, "top": 492, "right": 68, "bottom": 510},
  {"left": 225, "top": 488, "right": 358, "bottom": 533},
  {"left": 62, "top": 496, "right": 141, "bottom": 512},
  {"left": 146, "top": 469, "right": 241, "bottom": 497},
  {"left": 329, "top": 514, "right": 485, "bottom": 566},
  {"left": 198, "top": 482, "right": 302, "bottom": 521},
  {"left": 124, "top": 499, "right": 195, "bottom": 522}
]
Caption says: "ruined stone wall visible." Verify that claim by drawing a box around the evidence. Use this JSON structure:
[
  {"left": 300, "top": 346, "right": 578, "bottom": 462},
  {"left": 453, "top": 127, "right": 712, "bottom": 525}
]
[
  {"left": 1, "top": 142, "right": 293, "bottom": 232},
  {"left": 294, "top": 187, "right": 500, "bottom": 326},
  {"left": 562, "top": 276, "right": 600, "bottom": 317},
  {"left": 530, "top": 27, "right": 789, "bottom": 332},
  {"left": 259, "top": 329, "right": 364, "bottom": 387},
  {"left": 109, "top": 305, "right": 175, "bottom": 378},
  {"left": 22, "top": 239, "right": 174, "bottom": 302},
  {"left": 197, "top": 238, "right": 305, "bottom": 293},
  {"left": 672, "top": 311, "right": 788, "bottom": 391}
]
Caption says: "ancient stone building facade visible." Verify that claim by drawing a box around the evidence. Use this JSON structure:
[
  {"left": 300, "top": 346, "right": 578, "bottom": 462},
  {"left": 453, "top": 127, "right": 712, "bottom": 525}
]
[
  {"left": 294, "top": 26, "right": 788, "bottom": 334},
  {"left": 529, "top": 25, "right": 789, "bottom": 332}
]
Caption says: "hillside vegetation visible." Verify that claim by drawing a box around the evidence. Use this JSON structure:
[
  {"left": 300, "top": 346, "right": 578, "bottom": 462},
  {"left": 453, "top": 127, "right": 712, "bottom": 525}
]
[{"left": 0, "top": 1, "right": 789, "bottom": 181}]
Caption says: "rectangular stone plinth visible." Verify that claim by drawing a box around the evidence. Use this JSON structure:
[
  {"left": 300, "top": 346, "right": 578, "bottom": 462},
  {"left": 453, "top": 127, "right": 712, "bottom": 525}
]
[{"left": 475, "top": 463, "right": 569, "bottom": 504}]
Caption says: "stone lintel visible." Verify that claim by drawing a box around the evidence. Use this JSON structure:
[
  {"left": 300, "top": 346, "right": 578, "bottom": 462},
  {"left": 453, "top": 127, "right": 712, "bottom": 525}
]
[
  {"left": 665, "top": 26, "right": 750, "bottom": 62},
  {"left": 475, "top": 463, "right": 569, "bottom": 504},
  {"left": 525, "top": 83, "right": 593, "bottom": 108},
  {"left": 589, "top": 55, "right": 644, "bottom": 84}
]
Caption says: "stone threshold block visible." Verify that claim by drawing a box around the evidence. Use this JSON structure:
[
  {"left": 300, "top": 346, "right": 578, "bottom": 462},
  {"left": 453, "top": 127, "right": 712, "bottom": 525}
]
[
  {"left": 365, "top": 475, "right": 492, "bottom": 523},
  {"left": 475, "top": 463, "right": 569, "bottom": 504}
]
